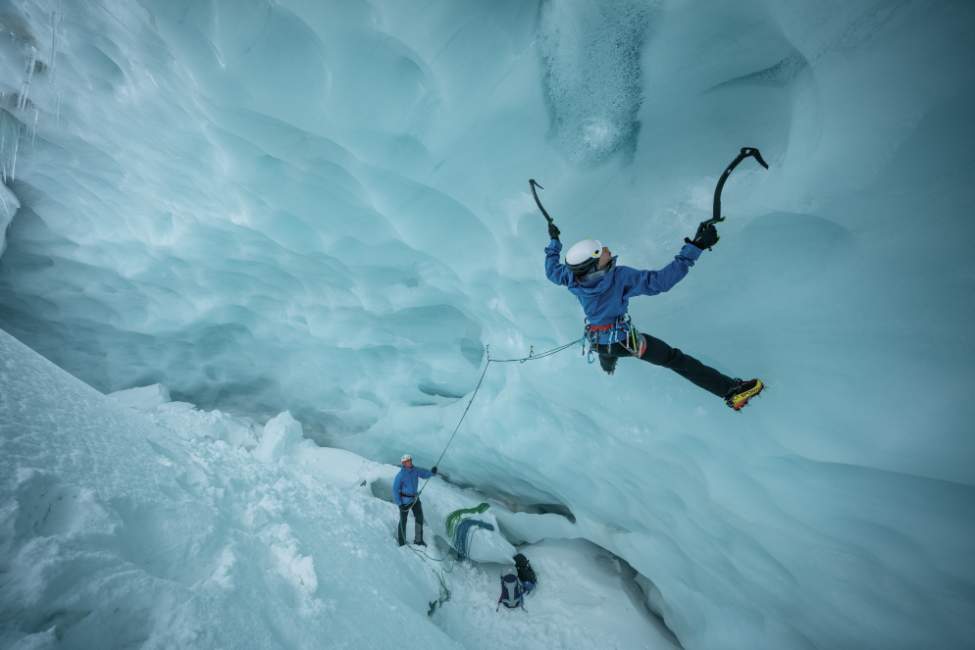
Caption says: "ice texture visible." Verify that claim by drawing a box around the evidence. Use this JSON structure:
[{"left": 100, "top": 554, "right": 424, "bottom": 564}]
[
  {"left": 0, "top": 326, "right": 676, "bottom": 649},
  {"left": 2, "top": 1, "right": 975, "bottom": 648}
]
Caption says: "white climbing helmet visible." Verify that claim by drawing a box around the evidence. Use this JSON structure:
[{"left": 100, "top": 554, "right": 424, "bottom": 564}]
[
  {"left": 400, "top": 453, "right": 413, "bottom": 464},
  {"left": 566, "top": 238, "right": 603, "bottom": 274}
]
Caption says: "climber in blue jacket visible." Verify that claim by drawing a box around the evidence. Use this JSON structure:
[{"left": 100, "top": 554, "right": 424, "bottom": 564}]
[
  {"left": 544, "top": 219, "right": 763, "bottom": 410},
  {"left": 392, "top": 454, "right": 438, "bottom": 546}
]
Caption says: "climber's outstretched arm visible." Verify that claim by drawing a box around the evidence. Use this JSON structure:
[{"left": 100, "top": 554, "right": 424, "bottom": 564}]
[{"left": 620, "top": 243, "right": 701, "bottom": 298}]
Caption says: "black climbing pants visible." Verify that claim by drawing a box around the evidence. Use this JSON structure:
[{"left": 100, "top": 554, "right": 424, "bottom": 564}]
[
  {"left": 595, "top": 332, "right": 736, "bottom": 398},
  {"left": 398, "top": 499, "right": 424, "bottom": 546}
]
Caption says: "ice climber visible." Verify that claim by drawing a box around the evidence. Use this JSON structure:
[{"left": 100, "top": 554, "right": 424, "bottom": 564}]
[
  {"left": 392, "top": 454, "right": 438, "bottom": 546},
  {"left": 544, "top": 220, "right": 764, "bottom": 410}
]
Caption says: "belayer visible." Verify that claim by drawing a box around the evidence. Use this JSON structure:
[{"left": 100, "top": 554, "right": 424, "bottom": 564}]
[
  {"left": 393, "top": 453, "right": 439, "bottom": 546},
  {"left": 532, "top": 149, "right": 767, "bottom": 410}
]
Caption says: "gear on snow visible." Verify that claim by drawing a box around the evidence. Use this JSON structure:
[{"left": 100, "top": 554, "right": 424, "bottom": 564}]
[
  {"left": 497, "top": 571, "right": 525, "bottom": 611},
  {"left": 513, "top": 553, "right": 537, "bottom": 593}
]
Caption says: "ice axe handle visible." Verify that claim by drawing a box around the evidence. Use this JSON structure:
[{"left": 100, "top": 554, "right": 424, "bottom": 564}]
[
  {"left": 529, "top": 178, "right": 554, "bottom": 225},
  {"left": 711, "top": 147, "right": 769, "bottom": 223}
]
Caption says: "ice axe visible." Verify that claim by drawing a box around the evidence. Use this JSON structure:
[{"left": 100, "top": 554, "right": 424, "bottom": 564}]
[
  {"left": 707, "top": 147, "right": 769, "bottom": 227},
  {"left": 529, "top": 179, "right": 554, "bottom": 225},
  {"left": 529, "top": 178, "right": 562, "bottom": 240}
]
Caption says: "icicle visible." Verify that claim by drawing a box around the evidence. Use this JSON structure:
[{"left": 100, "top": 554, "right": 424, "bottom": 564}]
[
  {"left": 49, "top": 0, "right": 64, "bottom": 129},
  {"left": 0, "top": 184, "right": 10, "bottom": 214},
  {"left": 50, "top": 1, "right": 62, "bottom": 78},
  {"left": 1, "top": 126, "right": 8, "bottom": 184},
  {"left": 10, "top": 136, "right": 19, "bottom": 181},
  {"left": 18, "top": 46, "right": 38, "bottom": 112}
]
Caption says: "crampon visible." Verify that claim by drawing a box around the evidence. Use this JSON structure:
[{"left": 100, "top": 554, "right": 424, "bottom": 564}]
[{"left": 725, "top": 379, "right": 765, "bottom": 411}]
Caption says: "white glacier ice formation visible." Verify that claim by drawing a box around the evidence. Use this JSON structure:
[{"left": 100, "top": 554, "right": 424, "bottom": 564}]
[{"left": 2, "top": 1, "right": 974, "bottom": 648}]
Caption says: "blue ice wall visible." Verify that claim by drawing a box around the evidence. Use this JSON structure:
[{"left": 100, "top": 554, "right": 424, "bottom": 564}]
[{"left": 1, "top": 1, "right": 973, "bottom": 647}]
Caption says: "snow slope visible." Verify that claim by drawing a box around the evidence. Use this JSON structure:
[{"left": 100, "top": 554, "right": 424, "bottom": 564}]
[{"left": 0, "top": 326, "right": 675, "bottom": 649}]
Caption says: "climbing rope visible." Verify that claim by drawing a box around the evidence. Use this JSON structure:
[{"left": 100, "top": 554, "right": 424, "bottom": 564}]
[
  {"left": 426, "top": 565, "right": 452, "bottom": 617},
  {"left": 402, "top": 335, "right": 582, "bottom": 613},
  {"left": 414, "top": 335, "right": 584, "bottom": 502},
  {"left": 487, "top": 337, "right": 585, "bottom": 363},
  {"left": 429, "top": 359, "right": 491, "bottom": 472},
  {"left": 404, "top": 542, "right": 455, "bottom": 617},
  {"left": 408, "top": 544, "right": 452, "bottom": 565}
]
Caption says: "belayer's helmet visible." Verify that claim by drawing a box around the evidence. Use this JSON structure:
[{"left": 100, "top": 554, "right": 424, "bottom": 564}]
[
  {"left": 566, "top": 239, "right": 603, "bottom": 275},
  {"left": 400, "top": 454, "right": 412, "bottom": 464}
]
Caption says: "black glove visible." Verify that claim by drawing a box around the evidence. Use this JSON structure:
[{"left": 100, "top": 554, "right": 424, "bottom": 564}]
[
  {"left": 686, "top": 221, "right": 719, "bottom": 250},
  {"left": 548, "top": 222, "right": 560, "bottom": 240},
  {"left": 431, "top": 466, "right": 438, "bottom": 475}
]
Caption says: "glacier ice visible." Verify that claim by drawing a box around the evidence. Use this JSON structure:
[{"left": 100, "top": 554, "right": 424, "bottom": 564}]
[
  {"left": 2, "top": 0, "right": 975, "bottom": 648},
  {"left": 1, "top": 327, "right": 677, "bottom": 649}
]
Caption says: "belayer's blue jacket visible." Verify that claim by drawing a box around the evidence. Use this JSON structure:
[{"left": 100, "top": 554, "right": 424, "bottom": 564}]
[
  {"left": 545, "top": 238, "right": 702, "bottom": 344},
  {"left": 393, "top": 465, "right": 433, "bottom": 506}
]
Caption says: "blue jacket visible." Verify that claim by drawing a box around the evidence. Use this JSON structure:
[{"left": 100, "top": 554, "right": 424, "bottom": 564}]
[
  {"left": 392, "top": 465, "right": 433, "bottom": 505},
  {"left": 545, "top": 238, "right": 702, "bottom": 344}
]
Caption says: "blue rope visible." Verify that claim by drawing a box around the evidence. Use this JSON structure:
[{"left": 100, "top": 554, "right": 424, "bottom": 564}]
[{"left": 454, "top": 518, "right": 494, "bottom": 559}]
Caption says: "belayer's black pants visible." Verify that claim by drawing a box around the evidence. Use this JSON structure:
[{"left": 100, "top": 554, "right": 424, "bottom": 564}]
[
  {"left": 398, "top": 499, "right": 424, "bottom": 546},
  {"left": 595, "top": 333, "right": 736, "bottom": 398}
]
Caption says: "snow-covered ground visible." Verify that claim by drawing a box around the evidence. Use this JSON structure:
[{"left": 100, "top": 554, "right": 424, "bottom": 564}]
[{"left": 1, "top": 326, "right": 676, "bottom": 649}]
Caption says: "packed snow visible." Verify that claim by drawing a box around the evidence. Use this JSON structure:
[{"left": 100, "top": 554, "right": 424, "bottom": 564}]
[
  {"left": 1, "top": 328, "right": 676, "bottom": 649},
  {"left": 2, "top": 0, "right": 974, "bottom": 648}
]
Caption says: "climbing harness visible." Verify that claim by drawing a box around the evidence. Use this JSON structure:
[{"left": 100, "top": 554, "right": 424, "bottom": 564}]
[{"left": 584, "top": 315, "right": 645, "bottom": 359}]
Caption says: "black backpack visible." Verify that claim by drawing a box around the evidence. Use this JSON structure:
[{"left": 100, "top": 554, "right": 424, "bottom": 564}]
[{"left": 513, "top": 553, "right": 536, "bottom": 585}]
